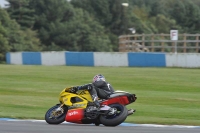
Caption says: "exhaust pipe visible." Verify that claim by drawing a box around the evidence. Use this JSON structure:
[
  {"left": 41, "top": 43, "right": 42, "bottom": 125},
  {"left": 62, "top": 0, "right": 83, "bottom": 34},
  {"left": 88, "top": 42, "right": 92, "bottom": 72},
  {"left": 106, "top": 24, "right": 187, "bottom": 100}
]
[{"left": 127, "top": 109, "right": 136, "bottom": 116}]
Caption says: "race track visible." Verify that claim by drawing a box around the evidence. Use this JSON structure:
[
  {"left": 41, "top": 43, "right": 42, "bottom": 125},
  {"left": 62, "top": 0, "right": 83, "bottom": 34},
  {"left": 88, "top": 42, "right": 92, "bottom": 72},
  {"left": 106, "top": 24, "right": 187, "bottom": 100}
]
[{"left": 0, "top": 120, "right": 200, "bottom": 133}]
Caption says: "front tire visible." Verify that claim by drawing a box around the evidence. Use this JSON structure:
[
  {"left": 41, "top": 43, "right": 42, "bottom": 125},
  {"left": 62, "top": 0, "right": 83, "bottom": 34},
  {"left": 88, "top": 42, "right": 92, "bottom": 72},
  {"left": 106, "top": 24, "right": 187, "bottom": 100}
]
[
  {"left": 45, "top": 104, "right": 67, "bottom": 124},
  {"left": 100, "top": 104, "right": 128, "bottom": 126}
]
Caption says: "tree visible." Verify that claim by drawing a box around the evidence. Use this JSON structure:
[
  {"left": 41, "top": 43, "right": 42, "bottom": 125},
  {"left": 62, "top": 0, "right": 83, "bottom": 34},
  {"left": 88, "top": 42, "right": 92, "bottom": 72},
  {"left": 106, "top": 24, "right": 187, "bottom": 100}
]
[
  {"left": 147, "top": 0, "right": 200, "bottom": 33},
  {"left": 28, "top": 0, "right": 111, "bottom": 51},
  {"left": 169, "top": 0, "right": 200, "bottom": 33},
  {"left": 29, "top": 0, "right": 74, "bottom": 48},
  {"left": 6, "top": 0, "right": 35, "bottom": 29},
  {"left": 71, "top": 0, "right": 133, "bottom": 51},
  {"left": 0, "top": 21, "right": 9, "bottom": 62},
  {"left": 11, "top": 28, "right": 42, "bottom": 51},
  {"left": 3, "top": 0, "right": 200, "bottom": 55},
  {"left": 0, "top": 7, "right": 41, "bottom": 53},
  {"left": 63, "top": 8, "right": 112, "bottom": 51},
  {"left": 150, "top": 14, "right": 180, "bottom": 33},
  {"left": 71, "top": 0, "right": 112, "bottom": 27}
]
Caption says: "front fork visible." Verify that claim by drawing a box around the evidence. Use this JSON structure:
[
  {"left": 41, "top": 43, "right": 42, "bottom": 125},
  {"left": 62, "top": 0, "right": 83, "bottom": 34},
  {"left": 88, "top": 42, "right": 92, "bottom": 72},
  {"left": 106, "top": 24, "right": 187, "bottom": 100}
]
[{"left": 55, "top": 104, "right": 64, "bottom": 113}]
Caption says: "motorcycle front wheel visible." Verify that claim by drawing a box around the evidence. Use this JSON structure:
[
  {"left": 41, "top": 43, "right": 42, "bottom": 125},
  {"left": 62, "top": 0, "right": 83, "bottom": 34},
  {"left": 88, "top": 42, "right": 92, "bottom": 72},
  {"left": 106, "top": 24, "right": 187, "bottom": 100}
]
[
  {"left": 45, "top": 104, "right": 67, "bottom": 124},
  {"left": 100, "top": 104, "right": 128, "bottom": 126}
]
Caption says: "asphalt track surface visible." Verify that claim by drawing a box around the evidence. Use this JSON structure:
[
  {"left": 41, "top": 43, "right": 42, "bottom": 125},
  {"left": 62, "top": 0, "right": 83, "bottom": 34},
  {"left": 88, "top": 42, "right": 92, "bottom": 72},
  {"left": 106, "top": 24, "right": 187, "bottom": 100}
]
[{"left": 0, "top": 120, "right": 200, "bottom": 133}]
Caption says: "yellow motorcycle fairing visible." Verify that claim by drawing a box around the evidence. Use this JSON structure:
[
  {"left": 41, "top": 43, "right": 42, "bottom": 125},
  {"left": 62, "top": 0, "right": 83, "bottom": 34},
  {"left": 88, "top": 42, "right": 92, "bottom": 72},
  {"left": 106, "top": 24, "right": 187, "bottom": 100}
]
[{"left": 59, "top": 88, "right": 93, "bottom": 109}]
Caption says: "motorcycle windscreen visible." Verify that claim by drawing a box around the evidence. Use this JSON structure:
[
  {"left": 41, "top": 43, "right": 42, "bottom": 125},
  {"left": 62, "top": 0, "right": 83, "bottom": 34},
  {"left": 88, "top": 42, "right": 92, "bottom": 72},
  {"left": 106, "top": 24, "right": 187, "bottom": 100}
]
[{"left": 65, "top": 108, "right": 84, "bottom": 124}]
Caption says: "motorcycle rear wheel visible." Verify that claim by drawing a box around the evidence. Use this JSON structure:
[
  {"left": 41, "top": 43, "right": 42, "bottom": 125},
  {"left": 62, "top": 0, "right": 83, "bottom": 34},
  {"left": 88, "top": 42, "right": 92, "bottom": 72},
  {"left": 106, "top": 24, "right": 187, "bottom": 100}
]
[
  {"left": 45, "top": 104, "right": 67, "bottom": 124},
  {"left": 100, "top": 104, "right": 128, "bottom": 126}
]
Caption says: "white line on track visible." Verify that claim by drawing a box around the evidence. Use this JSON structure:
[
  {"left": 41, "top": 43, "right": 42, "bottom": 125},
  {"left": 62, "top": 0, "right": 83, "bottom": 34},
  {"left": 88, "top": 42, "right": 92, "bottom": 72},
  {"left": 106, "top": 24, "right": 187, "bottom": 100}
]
[{"left": 1, "top": 118, "right": 200, "bottom": 128}]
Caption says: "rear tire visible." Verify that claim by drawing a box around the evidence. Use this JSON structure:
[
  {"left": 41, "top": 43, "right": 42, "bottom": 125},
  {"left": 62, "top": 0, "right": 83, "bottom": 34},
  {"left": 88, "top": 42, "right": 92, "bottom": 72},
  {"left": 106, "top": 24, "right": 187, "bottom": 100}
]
[
  {"left": 45, "top": 104, "right": 67, "bottom": 124},
  {"left": 100, "top": 104, "right": 128, "bottom": 126}
]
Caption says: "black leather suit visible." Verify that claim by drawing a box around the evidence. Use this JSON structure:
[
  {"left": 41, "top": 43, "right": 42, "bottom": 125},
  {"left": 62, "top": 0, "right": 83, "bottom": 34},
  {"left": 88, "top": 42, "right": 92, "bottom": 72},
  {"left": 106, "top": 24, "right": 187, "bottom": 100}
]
[{"left": 77, "top": 81, "right": 115, "bottom": 100}]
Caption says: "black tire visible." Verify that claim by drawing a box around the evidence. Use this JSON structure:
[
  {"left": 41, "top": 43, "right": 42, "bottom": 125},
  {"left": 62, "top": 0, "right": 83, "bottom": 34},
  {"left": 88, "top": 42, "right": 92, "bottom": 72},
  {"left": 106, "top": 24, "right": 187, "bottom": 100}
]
[
  {"left": 100, "top": 104, "right": 128, "bottom": 126},
  {"left": 45, "top": 104, "right": 67, "bottom": 124}
]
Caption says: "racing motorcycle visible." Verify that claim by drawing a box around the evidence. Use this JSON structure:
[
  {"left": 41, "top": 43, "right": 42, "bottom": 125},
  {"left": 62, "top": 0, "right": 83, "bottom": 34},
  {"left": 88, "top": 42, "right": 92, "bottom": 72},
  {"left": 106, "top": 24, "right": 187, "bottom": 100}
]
[{"left": 45, "top": 87, "right": 137, "bottom": 126}]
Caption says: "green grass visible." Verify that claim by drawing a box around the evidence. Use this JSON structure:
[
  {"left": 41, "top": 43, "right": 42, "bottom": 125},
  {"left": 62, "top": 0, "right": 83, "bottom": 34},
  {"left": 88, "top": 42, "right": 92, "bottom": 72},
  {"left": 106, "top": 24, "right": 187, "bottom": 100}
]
[{"left": 0, "top": 64, "right": 200, "bottom": 125}]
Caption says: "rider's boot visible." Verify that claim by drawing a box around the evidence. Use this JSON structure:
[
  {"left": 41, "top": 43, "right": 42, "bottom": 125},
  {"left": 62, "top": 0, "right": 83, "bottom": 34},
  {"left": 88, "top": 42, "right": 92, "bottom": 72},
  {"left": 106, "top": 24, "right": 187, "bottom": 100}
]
[
  {"left": 94, "top": 99, "right": 100, "bottom": 108},
  {"left": 92, "top": 95, "right": 100, "bottom": 108}
]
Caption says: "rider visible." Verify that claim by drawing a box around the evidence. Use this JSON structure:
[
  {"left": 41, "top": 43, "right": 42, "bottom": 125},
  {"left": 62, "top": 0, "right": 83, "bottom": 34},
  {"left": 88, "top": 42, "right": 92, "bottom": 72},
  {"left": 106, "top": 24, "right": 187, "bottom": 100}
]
[{"left": 69, "top": 74, "right": 115, "bottom": 108}]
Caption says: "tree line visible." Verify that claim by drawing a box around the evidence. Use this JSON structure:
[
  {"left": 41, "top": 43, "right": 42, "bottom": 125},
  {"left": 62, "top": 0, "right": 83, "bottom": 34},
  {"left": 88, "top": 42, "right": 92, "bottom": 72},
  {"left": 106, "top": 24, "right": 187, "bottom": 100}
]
[{"left": 0, "top": 0, "right": 200, "bottom": 62}]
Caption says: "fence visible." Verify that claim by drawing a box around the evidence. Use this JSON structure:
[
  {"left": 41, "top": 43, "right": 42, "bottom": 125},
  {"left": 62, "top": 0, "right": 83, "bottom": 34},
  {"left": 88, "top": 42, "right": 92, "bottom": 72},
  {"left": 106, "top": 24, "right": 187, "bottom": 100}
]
[
  {"left": 119, "top": 34, "right": 200, "bottom": 53},
  {"left": 6, "top": 52, "right": 200, "bottom": 68}
]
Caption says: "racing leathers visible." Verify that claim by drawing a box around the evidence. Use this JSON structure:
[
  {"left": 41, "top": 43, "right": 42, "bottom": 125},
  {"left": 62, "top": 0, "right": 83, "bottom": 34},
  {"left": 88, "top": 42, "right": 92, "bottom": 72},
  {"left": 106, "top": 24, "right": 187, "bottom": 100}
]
[{"left": 71, "top": 81, "right": 114, "bottom": 107}]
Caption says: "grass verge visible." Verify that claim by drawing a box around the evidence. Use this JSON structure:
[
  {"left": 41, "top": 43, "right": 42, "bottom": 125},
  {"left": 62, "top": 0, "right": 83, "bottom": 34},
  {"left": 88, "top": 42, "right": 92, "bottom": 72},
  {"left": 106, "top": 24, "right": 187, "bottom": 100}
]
[{"left": 0, "top": 64, "right": 200, "bottom": 125}]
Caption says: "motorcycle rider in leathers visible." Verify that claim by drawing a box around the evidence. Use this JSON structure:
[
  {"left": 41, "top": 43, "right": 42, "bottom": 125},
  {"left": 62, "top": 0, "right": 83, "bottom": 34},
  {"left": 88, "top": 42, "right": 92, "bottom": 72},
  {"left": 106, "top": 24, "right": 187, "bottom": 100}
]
[{"left": 70, "top": 74, "right": 115, "bottom": 107}]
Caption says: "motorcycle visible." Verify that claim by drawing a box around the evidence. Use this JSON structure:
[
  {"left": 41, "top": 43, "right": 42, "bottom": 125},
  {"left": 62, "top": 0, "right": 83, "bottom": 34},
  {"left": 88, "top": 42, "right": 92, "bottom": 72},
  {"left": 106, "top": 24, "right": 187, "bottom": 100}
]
[{"left": 45, "top": 87, "right": 137, "bottom": 126}]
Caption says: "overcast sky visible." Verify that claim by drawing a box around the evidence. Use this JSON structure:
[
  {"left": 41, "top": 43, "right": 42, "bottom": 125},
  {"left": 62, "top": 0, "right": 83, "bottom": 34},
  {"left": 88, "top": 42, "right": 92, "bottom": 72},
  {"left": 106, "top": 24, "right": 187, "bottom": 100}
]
[{"left": 0, "top": 0, "right": 8, "bottom": 8}]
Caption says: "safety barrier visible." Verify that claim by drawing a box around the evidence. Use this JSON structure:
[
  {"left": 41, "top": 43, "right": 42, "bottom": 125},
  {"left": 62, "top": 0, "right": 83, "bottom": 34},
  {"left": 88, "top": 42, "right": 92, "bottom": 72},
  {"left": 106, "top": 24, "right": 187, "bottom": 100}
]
[{"left": 6, "top": 52, "right": 200, "bottom": 67}]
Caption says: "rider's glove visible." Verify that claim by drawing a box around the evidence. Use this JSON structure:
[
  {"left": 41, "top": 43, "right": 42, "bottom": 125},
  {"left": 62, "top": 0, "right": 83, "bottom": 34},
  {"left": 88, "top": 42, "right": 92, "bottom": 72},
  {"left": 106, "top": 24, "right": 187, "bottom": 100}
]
[{"left": 70, "top": 86, "right": 79, "bottom": 93}]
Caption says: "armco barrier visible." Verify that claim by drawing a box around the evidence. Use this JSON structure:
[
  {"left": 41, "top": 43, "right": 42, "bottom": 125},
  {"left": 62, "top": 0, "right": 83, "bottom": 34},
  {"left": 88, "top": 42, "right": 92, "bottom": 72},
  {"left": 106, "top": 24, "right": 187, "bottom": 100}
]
[
  {"left": 41, "top": 51, "right": 66, "bottom": 66},
  {"left": 166, "top": 53, "right": 200, "bottom": 67},
  {"left": 6, "top": 52, "right": 200, "bottom": 68},
  {"left": 128, "top": 53, "right": 166, "bottom": 67},
  {"left": 65, "top": 52, "right": 94, "bottom": 66},
  {"left": 94, "top": 52, "right": 128, "bottom": 67},
  {"left": 22, "top": 52, "right": 41, "bottom": 65}
]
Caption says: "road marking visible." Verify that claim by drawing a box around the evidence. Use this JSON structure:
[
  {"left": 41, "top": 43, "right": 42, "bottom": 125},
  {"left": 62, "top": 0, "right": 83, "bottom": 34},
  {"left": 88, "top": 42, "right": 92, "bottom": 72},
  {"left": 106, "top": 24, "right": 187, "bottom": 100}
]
[{"left": 0, "top": 118, "right": 200, "bottom": 128}]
